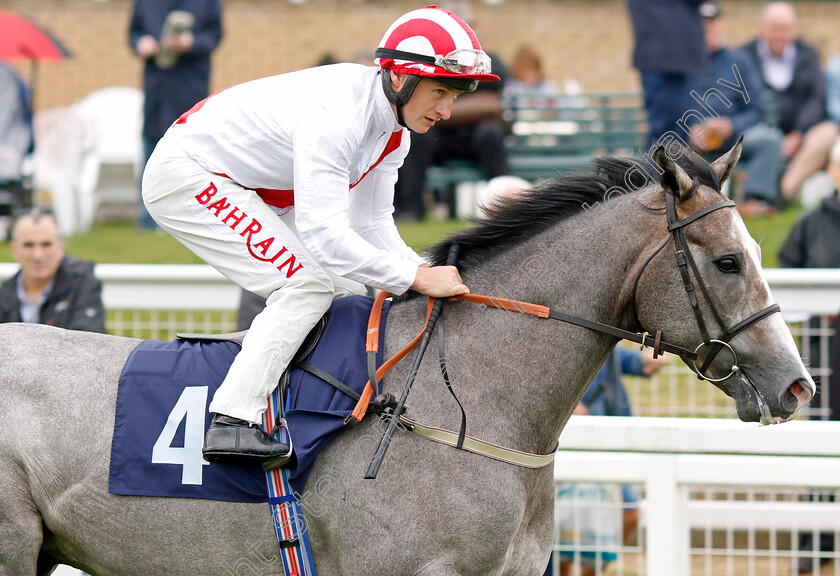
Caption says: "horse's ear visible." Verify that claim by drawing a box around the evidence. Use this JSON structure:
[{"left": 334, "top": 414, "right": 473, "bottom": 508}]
[
  {"left": 709, "top": 135, "right": 744, "bottom": 187},
  {"left": 653, "top": 146, "right": 694, "bottom": 200}
]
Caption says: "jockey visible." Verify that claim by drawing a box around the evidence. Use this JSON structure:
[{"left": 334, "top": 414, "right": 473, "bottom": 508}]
[{"left": 142, "top": 5, "right": 498, "bottom": 467}]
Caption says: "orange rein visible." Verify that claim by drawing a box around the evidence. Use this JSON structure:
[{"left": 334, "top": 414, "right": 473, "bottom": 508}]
[{"left": 347, "top": 292, "right": 550, "bottom": 424}]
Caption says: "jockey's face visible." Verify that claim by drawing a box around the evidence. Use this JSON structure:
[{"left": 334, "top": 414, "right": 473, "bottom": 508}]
[
  {"left": 392, "top": 74, "right": 461, "bottom": 133},
  {"left": 10, "top": 213, "right": 65, "bottom": 286}
]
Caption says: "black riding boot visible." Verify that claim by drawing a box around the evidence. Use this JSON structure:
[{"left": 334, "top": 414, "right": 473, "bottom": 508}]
[{"left": 202, "top": 414, "right": 291, "bottom": 467}]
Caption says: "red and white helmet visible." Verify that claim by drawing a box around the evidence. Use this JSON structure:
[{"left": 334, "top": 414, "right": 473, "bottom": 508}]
[{"left": 375, "top": 5, "right": 500, "bottom": 92}]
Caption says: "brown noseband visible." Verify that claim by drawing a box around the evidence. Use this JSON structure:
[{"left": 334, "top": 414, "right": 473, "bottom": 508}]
[{"left": 632, "top": 191, "right": 781, "bottom": 382}]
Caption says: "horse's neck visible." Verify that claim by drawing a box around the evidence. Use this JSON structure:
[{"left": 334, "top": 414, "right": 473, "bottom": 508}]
[
  {"left": 399, "top": 193, "right": 664, "bottom": 454},
  {"left": 468, "top": 191, "right": 662, "bottom": 332}
]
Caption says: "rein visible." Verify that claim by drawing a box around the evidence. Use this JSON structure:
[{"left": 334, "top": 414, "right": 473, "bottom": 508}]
[{"left": 346, "top": 191, "right": 783, "bottom": 474}]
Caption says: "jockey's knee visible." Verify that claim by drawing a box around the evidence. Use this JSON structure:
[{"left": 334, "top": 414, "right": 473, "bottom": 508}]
[{"left": 265, "top": 269, "right": 335, "bottom": 314}]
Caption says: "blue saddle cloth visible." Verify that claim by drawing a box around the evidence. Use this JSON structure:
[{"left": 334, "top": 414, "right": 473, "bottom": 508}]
[{"left": 108, "top": 295, "right": 390, "bottom": 501}]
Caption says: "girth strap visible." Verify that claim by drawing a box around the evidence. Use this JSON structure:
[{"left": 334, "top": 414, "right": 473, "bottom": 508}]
[
  {"left": 298, "top": 362, "right": 361, "bottom": 402},
  {"left": 402, "top": 416, "right": 556, "bottom": 469}
]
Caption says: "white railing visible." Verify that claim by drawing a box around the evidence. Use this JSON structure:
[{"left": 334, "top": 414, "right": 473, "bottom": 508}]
[
  {"left": 0, "top": 262, "right": 240, "bottom": 311},
  {"left": 0, "top": 264, "right": 837, "bottom": 313},
  {"left": 554, "top": 416, "right": 840, "bottom": 576},
  {"left": 0, "top": 264, "right": 836, "bottom": 411}
]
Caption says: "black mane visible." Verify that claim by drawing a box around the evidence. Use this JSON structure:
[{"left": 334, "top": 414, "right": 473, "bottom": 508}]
[{"left": 426, "top": 146, "right": 721, "bottom": 268}]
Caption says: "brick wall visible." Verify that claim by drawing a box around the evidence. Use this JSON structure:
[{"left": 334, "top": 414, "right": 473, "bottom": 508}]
[{"left": 5, "top": 0, "right": 840, "bottom": 112}]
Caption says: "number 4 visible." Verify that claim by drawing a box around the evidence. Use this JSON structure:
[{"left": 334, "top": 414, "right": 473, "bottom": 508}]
[{"left": 152, "top": 386, "right": 210, "bottom": 485}]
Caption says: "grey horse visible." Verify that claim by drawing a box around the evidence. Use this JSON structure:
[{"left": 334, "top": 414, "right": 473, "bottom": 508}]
[{"left": 0, "top": 143, "right": 814, "bottom": 576}]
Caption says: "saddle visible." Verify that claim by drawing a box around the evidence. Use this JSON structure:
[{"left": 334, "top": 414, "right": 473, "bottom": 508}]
[
  {"left": 110, "top": 295, "right": 392, "bottom": 500},
  {"left": 176, "top": 313, "right": 328, "bottom": 369}
]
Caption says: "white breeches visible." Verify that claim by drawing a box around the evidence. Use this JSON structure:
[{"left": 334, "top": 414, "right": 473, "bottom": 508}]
[{"left": 142, "top": 132, "right": 362, "bottom": 424}]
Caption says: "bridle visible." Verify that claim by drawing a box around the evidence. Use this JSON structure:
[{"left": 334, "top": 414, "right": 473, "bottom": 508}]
[
  {"left": 630, "top": 189, "right": 781, "bottom": 382},
  {"left": 349, "top": 181, "right": 787, "bottom": 475}
]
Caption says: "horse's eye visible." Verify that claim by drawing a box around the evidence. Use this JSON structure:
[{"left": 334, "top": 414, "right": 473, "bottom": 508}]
[{"left": 717, "top": 257, "right": 739, "bottom": 274}]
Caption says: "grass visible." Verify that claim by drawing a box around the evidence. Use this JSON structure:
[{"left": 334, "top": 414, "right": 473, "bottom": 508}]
[
  {"left": 0, "top": 217, "right": 471, "bottom": 264},
  {"left": 0, "top": 204, "right": 804, "bottom": 267},
  {"left": 740, "top": 204, "right": 805, "bottom": 268}
]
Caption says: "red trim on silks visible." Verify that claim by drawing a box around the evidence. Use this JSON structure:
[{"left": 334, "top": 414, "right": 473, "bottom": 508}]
[
  {"left": 175, "top": 98, "right": 209, "bottom": 124},
  {"left": 175, "top": 86, "right": 233, "bottom": 125},
  {"left": 349, "top": 131, "right": 403, "bottom": 189},
  {"left": 211, "top": 172, "right": 297, "bottom": 210},
  {"left": 216, "top": 131, "right": 404, "bottom": 210},
  {"left": 256, "top": 189, "right": 296, "bottom": 209}
]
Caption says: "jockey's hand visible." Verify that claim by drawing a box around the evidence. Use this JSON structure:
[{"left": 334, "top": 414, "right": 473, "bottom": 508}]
[{"left": 411, "top": 264, "right": 470, "bottom": 298}]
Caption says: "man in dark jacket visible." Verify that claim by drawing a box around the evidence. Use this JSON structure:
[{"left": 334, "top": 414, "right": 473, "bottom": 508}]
[
  {"left": 129, "top": 0, "right": 223, "bottom": 230},
  {"left": 778, "top": 139, "right": 840, "bottom": 575},
  {"left": 627, "top": 0, "right": 707, "bottom": 147},
  {"left": 0, "top": 209, "right": 105, "bottom": 333},
  {"left": 740, "top": 2, "right": 826, "bottom": 162},
  {"left": 779, "top": 139, "right": 840, "bottom": 269},
  {"left": 692, "top": 2, "right": 784, "bottom": 216}
]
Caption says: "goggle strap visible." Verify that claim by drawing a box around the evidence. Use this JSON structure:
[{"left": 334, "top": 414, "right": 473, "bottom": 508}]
[{"left": 375, "top": 48, "right": 437, "bottom": 67}]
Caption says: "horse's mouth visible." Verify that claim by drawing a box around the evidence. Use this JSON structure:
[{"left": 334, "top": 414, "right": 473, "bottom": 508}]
[{"left": 728, "top": 371, "right": 813, "bottom": 424}]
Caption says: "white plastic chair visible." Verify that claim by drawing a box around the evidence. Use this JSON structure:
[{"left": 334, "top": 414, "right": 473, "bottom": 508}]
[
  {"left": 31, "top": 107, "right": 87, "bottom": 236},
  {"left": 72, "top": 87, "right": 144, "bottom": 232}
]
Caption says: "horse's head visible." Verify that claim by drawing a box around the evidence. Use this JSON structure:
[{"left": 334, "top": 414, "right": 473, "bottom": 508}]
[{"left": 633, "top": 140, "right": 814, "bottom": 423}]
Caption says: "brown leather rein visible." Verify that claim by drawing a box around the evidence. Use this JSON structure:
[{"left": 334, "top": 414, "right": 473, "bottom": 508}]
[{"left": 349, "top": 193, "right": 782, "bottom": 426}]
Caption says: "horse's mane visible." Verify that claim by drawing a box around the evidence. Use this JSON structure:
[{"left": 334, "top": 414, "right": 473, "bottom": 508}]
[{"left": 426, "top": 145, "right": 721, "bottom": 268}]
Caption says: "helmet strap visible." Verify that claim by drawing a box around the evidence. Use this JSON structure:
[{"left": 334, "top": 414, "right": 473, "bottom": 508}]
[{"left": 380, "top": 70, "right": 421, "bottom": 129}]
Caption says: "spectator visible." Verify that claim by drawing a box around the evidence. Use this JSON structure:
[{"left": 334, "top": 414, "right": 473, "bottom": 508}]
[
  {"left": 129, "top": 0, "right": 223, "bottom": 231},
  {"left": 142, "top": 6, "right": 488, "bottom": 465},
  {"left": 740, "top": 2, "right": 827, "bottom": 204},
  {"left": 0, "top": 61, "right": 34, "bottom": 237},
  {"left": 692, "top": 2, "right": 785, "bottom": 217},
  {"left": 393, "top": 6, "right": 509, "bottom": 222},
  {"left": 827, "top": 55, "right": 840, "bottom": 133},
  {"left": 779, "top": 139, "right": 840, "bottom": 269},
  {"left": 779, "top": 53, "right": 840, "bottom": 202},
  {"left": 0, "top": 208, "right": 105, "bottom": 333},
  {"left": 627, "top": 0, "right": 707, "bottom": 148},
  {"left": 504, "top": 45, "right": 562, "bottom": 107},
  {"left": 545, "top": 348, "right": 669, "bottom": 576},
  {"left": 778, "top": 138, "right": 840, "bottom": 574}
]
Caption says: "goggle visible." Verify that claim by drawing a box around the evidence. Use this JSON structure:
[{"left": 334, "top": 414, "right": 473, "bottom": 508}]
[
  {"left": 434, "top": 49, "right": 492, "bottom": 75},
  {"left": 376, "top": 47, "right": 492, "bottom": 76}
]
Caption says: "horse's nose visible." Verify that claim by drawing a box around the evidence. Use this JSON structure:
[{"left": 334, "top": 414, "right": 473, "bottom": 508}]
[{"left": 780, "top": 378, "right": 813, "bottom": 415}]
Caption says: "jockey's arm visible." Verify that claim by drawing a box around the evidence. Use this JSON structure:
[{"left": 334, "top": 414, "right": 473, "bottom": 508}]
[
  {"left": 348, "top": 158, "right": 469, "bottom": 298},
  {"left": 293, "top": 157, "right": 421, "bottom": 295}
]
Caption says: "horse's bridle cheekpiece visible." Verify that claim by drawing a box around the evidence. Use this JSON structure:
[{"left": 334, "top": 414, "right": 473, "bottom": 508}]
[{"left": 655, "top": 192, "right": 781, "bottom": 382}]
